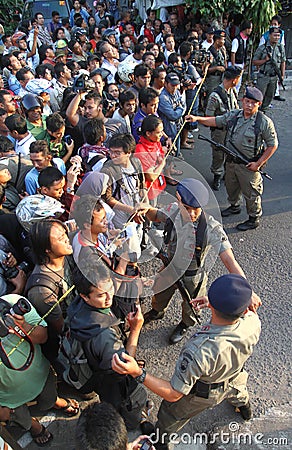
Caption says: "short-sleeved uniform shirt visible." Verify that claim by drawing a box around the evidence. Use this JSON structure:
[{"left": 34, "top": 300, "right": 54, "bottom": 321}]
[
  {"left": 253, "top": 42, "right": 286, "bottom": 75},
  {"left": 215, "top": 110, "right": 278, "bottom": 160},
  {"left": 171, "top": 311, "right": 261, "bottom": 395},
  {"left": 156, "top": 203, "right": 232, "bottom": 275}
]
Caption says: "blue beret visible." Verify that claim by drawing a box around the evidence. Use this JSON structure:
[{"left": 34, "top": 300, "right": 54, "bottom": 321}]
[
  {"left": 244, "top": 86, "right": 263, "bottom": 103},
  {"left": 208, "top": 274, "right": 252, "bottom": 315},
  {"left": 176, "top": 179, "right": 209, "bottom": 208}
]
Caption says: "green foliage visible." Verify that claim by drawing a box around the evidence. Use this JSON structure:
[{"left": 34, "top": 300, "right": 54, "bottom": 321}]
[
  {"left": 0, "top": 0, "right": 24, "bottom": 34},
  {"left": 186, "top": 0, "right": 280, "bottom": 40}
]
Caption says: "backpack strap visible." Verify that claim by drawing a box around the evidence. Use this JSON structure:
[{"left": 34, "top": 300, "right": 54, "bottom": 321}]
[
  {"left": 25, "top": 273, "right": 63, "bottom": 298},
  {"left": 194, "top": 211, "right": 207, "bottom": 267},
  {"left": 163, "top": 208, "right": 207, "bottom": 267}
]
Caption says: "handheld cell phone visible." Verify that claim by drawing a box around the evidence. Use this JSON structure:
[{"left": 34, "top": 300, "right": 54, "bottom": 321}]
[
  {"left": 140, "top": 438, "right": 152, "bottom": 450},
  {"left": 64, "top": 135, "right": 73, "bottom": 145}
]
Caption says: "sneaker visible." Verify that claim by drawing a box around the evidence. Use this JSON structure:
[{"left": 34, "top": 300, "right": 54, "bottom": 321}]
[
  {"left": 143, "top": 309, "right": 165, "bottom": 325},
  {"left": 221, "top": 205, "right": 241, "bottom": 217},
  {"left": 236, "top": 217, "right": 260, "bottom": 231},
  {"left": 169, "top": 321, "right": 188, "bottom": 344},
  {"left": 238, "top": 401, "right": 252, "bottom": 420},
  {"left": 192, "top": 127, "right": 199, "bottom": 132}
]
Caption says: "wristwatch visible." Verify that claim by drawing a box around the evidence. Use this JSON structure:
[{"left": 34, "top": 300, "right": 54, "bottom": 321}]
[{"left": 135, "top": 367, "right": 146, "bottom": 384}]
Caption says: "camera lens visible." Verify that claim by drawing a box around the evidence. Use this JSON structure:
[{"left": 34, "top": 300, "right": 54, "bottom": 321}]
[{"left": 11, "top": 298, "right": 31, "bottom": 316}]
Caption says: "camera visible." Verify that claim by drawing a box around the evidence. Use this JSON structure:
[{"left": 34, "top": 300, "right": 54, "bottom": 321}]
[
  {"left": 64, "top": 135, "right": 73, "bottom": 145},
  {"left": 10, "top": 297, "right": 31, "bottom": 316},
  {"left": 0, "top": 250, "right": 29, "bottom": 280},
  {"left": 73, "top": 73, "right": 95, "bottom": 92},
  {"left": 0, "top": 297, "right": 31, "bottom": 337},
  {"left": 139, "top": 438, "right": 152, "bottom": 450},
  {"left": 190, "top": 49, "right": 212, "bottom": 65}
]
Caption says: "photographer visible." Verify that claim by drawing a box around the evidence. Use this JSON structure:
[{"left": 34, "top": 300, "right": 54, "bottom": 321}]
[
  {"left": 66, "top": 91, "right": 128, "bottom": 147},
  {"left": 179, "top": 42, "right": 202, "bottom": 146},
  {"left": 0, "top": 294, "right": 79, "bottom": 446},
  {"left": 0, "top": 234, "right": 28, "bottom": 296}
]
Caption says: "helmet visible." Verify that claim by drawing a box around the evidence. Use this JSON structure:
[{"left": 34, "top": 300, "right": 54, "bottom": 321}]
[
  {"left": 55, "top": 39, "right": 68, "bottom": 49},
  {"left": 21, "top": 94, "right": 42, "bottom": 111},
  {"left": 16, "top": 195, "right": 65, "bottom": 232},
  {"left": 102, "top": 28, "right": 116, "bottom": 40},
  {"left": 11, "top": 31, "right": 27, "bottom": 46},
  {"left": 117, "top": 59, "right": 137, "bottom": 82}
]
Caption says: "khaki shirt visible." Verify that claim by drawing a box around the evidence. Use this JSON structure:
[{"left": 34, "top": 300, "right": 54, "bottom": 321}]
[
  {"left": 253, "top": 42, "right": 286, "bottom": 75},
  {"left": 206, "top": 84, "right": 239, "bottom": 142},
  {"left": 156, "top": 203, "right": 231, "bottom": 274},
  {"left": 171, "top": 311, "right": 261, "bottom": 395},
  {"left": 216, "top": 110, "right": 278, "bottom": 160},
  {"left": 206, "top": 84, "right": 238, "bottom": 117}
]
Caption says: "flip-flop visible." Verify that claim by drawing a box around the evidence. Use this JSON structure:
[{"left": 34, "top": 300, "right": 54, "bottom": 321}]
[
  {"left": 181, "top": 142, "right": 193, "bottom": 149},
  {"left": 165, "top": 176, "right": 178, "bottom": 186},
  {"left": 54, "top": 398, "right": 80, "bottom": 416},
  {"left": 31, "top": 424, "right": 53, "bottom": 447},
  {"left": 170, "top": 169, "right": 183, "bottom": 176}
]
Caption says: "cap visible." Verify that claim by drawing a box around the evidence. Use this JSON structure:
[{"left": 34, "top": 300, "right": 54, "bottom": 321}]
[
  {"left": 176, "top": 179, "right": 209, "bottom": 208},
  {"left": 165, "top": 72, "right": 180, "bottom": 86},
  {"left": 12, "top": 31, "right": 27, "bottom": 45},
  {"left": 88, "top": 54, "right": 100, "bottom": 62},
  {"left": 214, "top": 30, "right": 226, "bottom": 38},
  {"left": 244, "top": 86, "right": 263, "bottom": 103},
  {"left": 11, "top": 31, "right": 27, "bottom": 45},
  {"left": 206, "top": 27, "right": 215, "bottom": 34},
  {"left": 208, "top": 274, "right": 252, "bottom": 315},
  {"left": 55, "top": 51, "right": 67, "bottom": 59},
  {"left": 21, "top": 94, "right": 42, "bottom": 111},
  {"left": 74, "top": 28, "right": 88, "bottom": 37},
  {"left": 90, "top": 67, "right": 111, "bottom": 80},
  {"left": 224, "top": 66, "right": 242, "bottom": 79},
  {"left": 55, "top": 39, "right": 68, "bottom": 49}
]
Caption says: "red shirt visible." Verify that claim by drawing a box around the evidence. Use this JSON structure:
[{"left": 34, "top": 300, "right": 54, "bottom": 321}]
[{"left": 135, "top": 136, "right": 166, "bottom": 200}]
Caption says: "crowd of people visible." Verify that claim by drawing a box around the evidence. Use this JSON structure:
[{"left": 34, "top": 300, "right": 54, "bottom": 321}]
[{"left": 0, "top": 4, "right": 286, "bottom": 449}]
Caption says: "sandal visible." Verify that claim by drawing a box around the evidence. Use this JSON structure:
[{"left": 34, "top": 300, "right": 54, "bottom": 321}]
[
  {"left": 31, "top": 424, "right": 53, "bottom": 447},
  {"left": 170, "top": 168, "right": 183, "bottom": 176},
  {"left": 181, "top": 142, "right": 193, "bottom": 149},
  {"left": 165, "top": 176, "right": 178, "bottom": 186},
  {"left": 54, "top": 398, "right": 80, "bottom": 417}
]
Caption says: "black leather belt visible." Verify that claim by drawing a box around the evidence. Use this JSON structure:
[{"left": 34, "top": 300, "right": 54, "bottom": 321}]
[{"left": 259, "top": 70, "right": 276, "bottom": 77}]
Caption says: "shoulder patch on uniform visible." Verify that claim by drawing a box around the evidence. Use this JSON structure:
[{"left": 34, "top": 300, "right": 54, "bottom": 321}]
[{"left": 179, "top": 351, "right": 193, "bottom": 372}]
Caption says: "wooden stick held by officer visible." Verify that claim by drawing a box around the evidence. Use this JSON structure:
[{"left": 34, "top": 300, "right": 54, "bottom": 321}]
[
  {"left": 186, "top": 87, "right": 278, "bottom": 231},
  {"left": 112, "top": 274, "right": 261, "bottom": 450}
]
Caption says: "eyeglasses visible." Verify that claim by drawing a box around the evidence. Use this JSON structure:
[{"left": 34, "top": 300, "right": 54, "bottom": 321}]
[{"left": 109, "top": 149, "right": 124, "bottom": 156}]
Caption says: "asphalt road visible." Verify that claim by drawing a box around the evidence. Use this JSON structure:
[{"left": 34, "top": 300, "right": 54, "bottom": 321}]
[{"left": 15, "top": 90, "right": 292, "bottom": 450}]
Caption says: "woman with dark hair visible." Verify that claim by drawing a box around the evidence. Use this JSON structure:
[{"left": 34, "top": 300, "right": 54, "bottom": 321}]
[
  {"left": 135, "top": 115, "right": 167, "bottom": 203},
  {"left": 26, "top": 219, "right": 76, "bottom": 368}
]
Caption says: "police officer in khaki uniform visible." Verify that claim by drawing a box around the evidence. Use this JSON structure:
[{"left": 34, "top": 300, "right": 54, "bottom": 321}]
[
  {"left": 141, "top": 179, "right": 260, "bottom": 344},
  {"left": 205, "top": 66, "right": 241, "bottom": 190},
  {"left": 112, "top": 274, "right": 261, "bottom": 450},
  {"left": 253, "top": 27, "right": 286, "bottom": 111},
  {"left": 186, "top": 87, "right": 278, "bottom": 231},
  {"left": 204, "top": 30, "right": 228, "bottom": 102}
]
